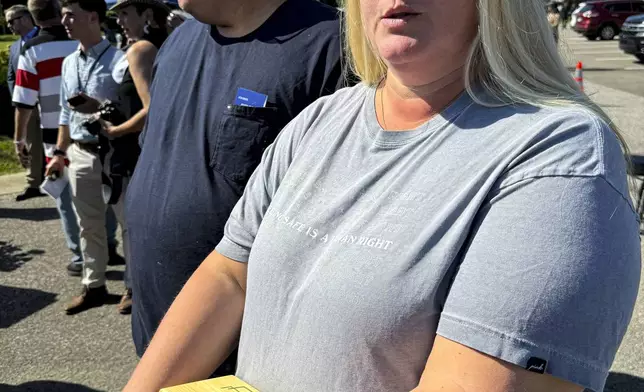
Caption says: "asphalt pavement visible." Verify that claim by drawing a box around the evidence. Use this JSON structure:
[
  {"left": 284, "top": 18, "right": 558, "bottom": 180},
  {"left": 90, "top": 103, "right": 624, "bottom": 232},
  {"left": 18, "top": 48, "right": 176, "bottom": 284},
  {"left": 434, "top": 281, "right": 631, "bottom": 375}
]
[
  {"left": 1, "top": 28, "right": 644, "bottom": 392},
  {"left": 0, "top": 193, "right": 137, "bottom": 391},
  {"left": 560, "top": 28, "right": 644, "bottom": 98}
]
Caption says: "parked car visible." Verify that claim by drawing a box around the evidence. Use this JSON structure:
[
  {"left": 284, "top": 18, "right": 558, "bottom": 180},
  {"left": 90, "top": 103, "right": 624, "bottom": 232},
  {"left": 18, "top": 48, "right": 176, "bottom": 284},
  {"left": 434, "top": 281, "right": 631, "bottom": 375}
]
[
  {"left": 619, "top": 13, "right": 644, "bottom": 61},
  {"left": 572, "top": 0, "right": 644, "bottom": 40},
  {"left": 569, "top": 2, "right": 587, "bottom": 28}
]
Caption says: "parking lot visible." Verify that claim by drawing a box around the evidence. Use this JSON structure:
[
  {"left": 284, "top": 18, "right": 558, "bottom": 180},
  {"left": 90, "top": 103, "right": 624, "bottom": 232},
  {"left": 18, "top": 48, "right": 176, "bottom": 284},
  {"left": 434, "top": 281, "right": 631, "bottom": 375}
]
[{"left": 560, "top": 28, "right": 644, "bottom": 97}]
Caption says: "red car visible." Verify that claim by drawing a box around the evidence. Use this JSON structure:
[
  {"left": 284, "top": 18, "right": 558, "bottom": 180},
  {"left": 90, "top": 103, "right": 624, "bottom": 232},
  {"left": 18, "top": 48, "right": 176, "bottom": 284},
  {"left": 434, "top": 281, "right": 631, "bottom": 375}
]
[{"left": 573, "top": 0, "right": 644, "bottom": 40}]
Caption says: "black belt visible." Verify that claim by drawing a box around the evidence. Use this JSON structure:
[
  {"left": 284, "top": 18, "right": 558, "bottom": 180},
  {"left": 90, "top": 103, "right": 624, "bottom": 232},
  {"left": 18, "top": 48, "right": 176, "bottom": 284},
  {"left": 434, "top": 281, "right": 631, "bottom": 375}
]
[{"left": 73, "top": 140, "right": 99, "bottom": 153}]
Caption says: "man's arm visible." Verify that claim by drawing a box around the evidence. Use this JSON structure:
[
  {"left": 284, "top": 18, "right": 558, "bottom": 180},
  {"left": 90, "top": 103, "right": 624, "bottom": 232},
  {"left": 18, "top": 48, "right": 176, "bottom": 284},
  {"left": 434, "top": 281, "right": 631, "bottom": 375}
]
[
  {"left": 56, "top": 125, "right": 72, "bottom": 152},
  {"left": 44, "top": 125, "right": 72, "bottom": 177},
  {"left": 14, "top": 107, "right": 32, "bottom": 144},
  {"left": 59, "top": 67, "right": 72, "bottom": 134},
  {"left": 12, "top": 47, "right": 39, "bottom": 158},
  {"left": 123, "top": 250, "right": 247, "bottom": 392},
  {"left": 412, "top": 336, "right": 582, "bottom": 392},
  {"left": 13, "top": 107, "right": 33, "bottom": 165},
  {"left": 45, "top": 58, "right": 72, "bottom": 177}
]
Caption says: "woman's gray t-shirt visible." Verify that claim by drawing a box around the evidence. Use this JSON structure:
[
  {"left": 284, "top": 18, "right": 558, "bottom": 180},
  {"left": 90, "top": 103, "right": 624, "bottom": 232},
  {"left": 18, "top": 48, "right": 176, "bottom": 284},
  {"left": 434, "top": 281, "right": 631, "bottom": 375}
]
[{"left": 215, "top": 83, "right": 641, "bottom": 392}]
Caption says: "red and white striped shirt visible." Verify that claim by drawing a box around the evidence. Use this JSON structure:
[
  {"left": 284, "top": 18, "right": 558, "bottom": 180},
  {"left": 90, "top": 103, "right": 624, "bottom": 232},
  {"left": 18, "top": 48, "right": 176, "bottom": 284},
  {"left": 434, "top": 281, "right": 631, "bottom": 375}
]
[{"left": 12, "top": 25, "right": 77, "bottom": 158}]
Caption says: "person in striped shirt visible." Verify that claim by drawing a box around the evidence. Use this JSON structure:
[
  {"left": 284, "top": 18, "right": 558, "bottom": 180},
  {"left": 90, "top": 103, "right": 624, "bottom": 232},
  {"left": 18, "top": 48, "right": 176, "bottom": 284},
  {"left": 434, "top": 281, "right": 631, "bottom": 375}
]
[
  {"left": 12, "top": 0, "right": 84, "bottom": 272},
  {"left": 12, "top": 0, "right": 125, "bottom": 277},
  {"left": 12, "top": 0, "right": 77, "bottom": 159}
]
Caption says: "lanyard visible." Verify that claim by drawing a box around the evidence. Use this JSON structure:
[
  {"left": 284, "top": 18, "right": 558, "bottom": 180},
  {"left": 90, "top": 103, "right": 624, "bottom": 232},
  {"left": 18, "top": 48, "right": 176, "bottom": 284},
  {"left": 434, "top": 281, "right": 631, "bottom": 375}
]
[
  {"left": 22, "top": 27, "right": 39, "bottom": 44},
  {"left": 76, "top": 44, "right": 111, "bottom": 93}
]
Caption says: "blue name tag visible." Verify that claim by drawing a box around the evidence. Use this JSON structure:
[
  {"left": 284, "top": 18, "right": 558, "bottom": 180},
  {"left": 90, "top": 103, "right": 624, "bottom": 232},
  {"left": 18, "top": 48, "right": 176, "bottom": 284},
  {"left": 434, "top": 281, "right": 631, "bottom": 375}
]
[{"left": 234, "top": 88, "right": 268, "bottom": 108}]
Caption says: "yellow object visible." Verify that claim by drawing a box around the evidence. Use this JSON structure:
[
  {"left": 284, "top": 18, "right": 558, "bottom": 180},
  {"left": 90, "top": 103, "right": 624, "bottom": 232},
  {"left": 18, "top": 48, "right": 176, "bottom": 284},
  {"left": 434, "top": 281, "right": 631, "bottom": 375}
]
[{"left": 160, "top": 376, "right": 259, "bottom": 392}]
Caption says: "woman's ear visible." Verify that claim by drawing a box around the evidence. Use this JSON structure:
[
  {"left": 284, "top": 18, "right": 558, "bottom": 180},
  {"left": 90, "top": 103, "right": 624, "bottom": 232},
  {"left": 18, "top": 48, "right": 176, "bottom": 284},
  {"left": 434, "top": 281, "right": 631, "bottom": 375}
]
[{"left": 143, "top": 8, "right": 156, "bottom": 27}]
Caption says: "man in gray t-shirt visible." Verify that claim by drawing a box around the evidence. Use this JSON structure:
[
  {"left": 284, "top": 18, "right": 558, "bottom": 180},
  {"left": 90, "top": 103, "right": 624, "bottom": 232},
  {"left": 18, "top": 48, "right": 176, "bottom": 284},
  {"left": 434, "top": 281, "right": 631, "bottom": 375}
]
[{"left": 216, "top": 84, "right": 641, "bottom": 392}]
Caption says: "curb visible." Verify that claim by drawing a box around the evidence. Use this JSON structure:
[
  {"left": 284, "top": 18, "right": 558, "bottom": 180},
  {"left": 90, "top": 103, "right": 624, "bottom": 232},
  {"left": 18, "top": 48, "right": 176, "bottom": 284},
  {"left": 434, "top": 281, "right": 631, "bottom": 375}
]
[{"left": 0, "top": 171, "right": 26, "bottom": 196}]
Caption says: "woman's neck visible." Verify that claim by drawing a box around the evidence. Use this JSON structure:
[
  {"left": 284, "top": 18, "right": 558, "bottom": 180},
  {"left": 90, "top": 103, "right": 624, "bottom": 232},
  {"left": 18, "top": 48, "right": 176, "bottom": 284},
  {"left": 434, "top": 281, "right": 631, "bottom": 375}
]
[{"left": 377, "top": 67, "right": 466, "bottom": 131}]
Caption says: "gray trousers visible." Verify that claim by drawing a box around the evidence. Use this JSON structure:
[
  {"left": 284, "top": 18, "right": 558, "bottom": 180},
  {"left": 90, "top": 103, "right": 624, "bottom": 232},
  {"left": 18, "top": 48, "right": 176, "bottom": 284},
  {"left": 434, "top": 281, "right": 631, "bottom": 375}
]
[{"left": 25, "top": 114, "right": 44, "bottom": 189}]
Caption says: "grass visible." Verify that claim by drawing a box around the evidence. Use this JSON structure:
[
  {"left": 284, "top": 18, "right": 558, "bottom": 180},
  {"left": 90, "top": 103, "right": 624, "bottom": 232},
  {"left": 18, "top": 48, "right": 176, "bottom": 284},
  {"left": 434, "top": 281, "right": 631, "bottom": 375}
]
[
  {"left": 0, "top": 34, "right": 16, "bottom": 52},
  {"left": 0, "top": 136, "right": 24, "bottom": 176},
  {"left": 0, "top": 35, "right": 20, "bottom": 176},
  {"left": 0, "top": 35, "right": 19, "bottom": 175}
]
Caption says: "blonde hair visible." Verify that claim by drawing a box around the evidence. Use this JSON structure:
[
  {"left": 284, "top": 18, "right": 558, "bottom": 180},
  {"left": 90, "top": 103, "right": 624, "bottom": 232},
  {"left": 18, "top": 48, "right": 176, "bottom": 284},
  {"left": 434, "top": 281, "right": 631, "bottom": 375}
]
[
  {"left": 343, "top": 0, "right": 630, "bottom": 157},
  {"left": 27, "top": 0, "right": 61, "bottom": 24}
]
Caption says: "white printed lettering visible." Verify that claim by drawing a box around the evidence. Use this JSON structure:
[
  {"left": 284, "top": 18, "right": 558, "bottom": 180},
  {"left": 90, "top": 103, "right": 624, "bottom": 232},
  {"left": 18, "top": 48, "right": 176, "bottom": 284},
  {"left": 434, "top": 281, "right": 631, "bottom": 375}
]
[
  {"left": 267, "top": 208, "right": 395, "bottom": 252},
  {"left": 374, "top": 238, "right": 385, "bottom": 249}
]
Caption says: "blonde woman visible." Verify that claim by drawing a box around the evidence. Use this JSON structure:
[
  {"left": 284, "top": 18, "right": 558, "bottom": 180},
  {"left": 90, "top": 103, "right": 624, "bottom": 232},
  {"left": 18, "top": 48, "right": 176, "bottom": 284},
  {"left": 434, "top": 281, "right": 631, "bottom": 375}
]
[{"left": 123, "top": 0, "right": 641, "bottom": 392}]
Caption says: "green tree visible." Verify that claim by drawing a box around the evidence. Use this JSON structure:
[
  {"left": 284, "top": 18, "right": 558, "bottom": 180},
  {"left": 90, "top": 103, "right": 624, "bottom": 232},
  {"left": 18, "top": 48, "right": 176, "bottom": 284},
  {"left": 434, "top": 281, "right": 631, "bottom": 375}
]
[{"left": 0, "top": 4, "right": 5, "bottom": 35}]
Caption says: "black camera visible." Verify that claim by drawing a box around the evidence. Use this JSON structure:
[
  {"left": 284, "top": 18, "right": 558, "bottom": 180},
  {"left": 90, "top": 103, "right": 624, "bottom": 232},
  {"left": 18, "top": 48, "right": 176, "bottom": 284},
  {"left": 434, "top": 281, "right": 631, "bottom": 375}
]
[
  {"left": 79, "top": 101, "right": 134, "bottom": 205},
  {"left": 82, "top": 101, "right": 125, "bottom": 136}
]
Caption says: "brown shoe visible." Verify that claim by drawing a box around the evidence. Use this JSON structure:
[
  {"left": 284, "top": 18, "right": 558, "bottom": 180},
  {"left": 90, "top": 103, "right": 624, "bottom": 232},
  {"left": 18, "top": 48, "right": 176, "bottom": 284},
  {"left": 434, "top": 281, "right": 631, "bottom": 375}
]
[
  {"left": 117, "top": 289, "right": 132, "bottom": 315},
  {"left": 65, "top": 285, "right": 108, "bottom": 315}
]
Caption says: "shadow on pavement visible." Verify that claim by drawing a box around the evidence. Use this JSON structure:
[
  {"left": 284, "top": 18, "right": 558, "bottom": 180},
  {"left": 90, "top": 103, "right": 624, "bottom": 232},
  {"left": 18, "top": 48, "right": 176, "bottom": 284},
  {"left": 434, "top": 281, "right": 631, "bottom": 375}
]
[
  {"left": 0, "top": 285, "right": 57, "bottom": 329},
  {"left": 0, "top": 207, "right": 59, "bottom": 221},
  {"left": 105, "top": 270, "right": 124, "bottom": 281},
  {"left": 603, "top": 372, "right": 644, "bottom": 391},
  {"left": 0, "top": 241, "right": 45, "bottom": 272},
  {"left": 0, "top": 381, "right": 103, "bottom": 391},
  {"left": 105, "top": 293, "right": 124, "bottom": 305}
]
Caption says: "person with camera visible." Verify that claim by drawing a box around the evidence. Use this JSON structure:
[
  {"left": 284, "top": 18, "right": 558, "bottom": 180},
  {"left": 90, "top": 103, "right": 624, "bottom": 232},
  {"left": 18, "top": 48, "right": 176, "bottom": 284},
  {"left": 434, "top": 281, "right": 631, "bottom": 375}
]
[
  {"left": 11, "top": 0, "right": 92, "bottom": 275},
  {"left": 86, "top": 0, "right": 176, "bottom": 314},
  {"left": 46, "top": 0, "right": 130, "bottom": 315}
]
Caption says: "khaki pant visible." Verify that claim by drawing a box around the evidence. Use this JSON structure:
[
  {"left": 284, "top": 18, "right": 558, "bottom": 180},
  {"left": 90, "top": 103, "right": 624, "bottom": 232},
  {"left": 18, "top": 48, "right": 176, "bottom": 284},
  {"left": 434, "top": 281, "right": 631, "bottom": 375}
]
[
  {"left": 68, "top": 144, "right": 129, "bottom": 289},
  {"left": 26, "top": 114, "right": 44, "bottom": 189}
]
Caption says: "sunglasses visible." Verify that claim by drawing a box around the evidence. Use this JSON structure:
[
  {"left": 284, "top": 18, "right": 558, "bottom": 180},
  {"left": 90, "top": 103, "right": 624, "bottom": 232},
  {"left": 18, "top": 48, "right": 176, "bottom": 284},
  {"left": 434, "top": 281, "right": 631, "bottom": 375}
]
[{"left": 7, "top": 15, "right": 24, "bottom": 26}]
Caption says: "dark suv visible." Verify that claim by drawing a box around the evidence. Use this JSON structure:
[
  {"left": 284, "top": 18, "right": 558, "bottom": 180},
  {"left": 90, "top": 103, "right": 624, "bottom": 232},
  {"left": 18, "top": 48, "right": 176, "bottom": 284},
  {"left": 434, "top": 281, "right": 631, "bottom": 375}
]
[
  {"left": 619, "top": 14, "right": 644, "bottom": 61},
  {"left": 573, "top": 0, "right": 644, "bottom": 40}
]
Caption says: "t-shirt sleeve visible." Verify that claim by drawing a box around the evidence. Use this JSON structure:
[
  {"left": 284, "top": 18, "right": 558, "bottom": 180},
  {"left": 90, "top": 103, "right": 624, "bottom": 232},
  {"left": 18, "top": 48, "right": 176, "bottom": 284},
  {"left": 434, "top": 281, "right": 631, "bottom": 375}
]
[
  {"left": 12, "top": 48, "right": 39, "bottom": 108},
  {"left": 436, "top": 175, "right": 641, "bottom": 389},
  {"left": 215, "top": 99, "right": 325, "bottom": 262}
]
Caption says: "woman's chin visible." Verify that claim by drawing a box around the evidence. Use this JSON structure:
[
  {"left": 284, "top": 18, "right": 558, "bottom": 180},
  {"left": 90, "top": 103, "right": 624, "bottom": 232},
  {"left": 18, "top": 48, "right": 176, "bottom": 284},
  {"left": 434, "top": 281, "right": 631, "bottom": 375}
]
[{"left": 377, "top": 37, "right": 421, "bottom": 66}]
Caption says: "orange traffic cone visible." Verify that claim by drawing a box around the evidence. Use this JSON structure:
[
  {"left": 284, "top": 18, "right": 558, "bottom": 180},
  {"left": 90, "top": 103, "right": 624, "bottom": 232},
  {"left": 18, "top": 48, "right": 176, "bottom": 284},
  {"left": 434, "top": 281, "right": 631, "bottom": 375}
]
[{"left": 574, "top": 61, "right": 584, "bottom": 92}]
